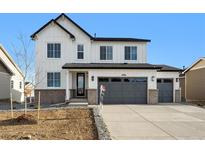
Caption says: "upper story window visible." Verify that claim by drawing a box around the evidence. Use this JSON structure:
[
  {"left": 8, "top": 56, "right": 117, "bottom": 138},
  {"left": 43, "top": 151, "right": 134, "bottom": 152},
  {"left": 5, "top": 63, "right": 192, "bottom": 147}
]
[
  {"left": 100, "top": 46, "right": 113, "bottom": 60},
  {"left": 19, "top": 81, "right": 22, "bottom": 89},
  {"left": 47, "top": 72, "right": 61, "bottom": 87},
  {"left": 77, "top": 44, "right": 84, "bottom": 59},
  {"left": 47, "top": 43, "right": 61, "bottom": 58},
  {"left": 11, "top": 80, "right": 14, "bottom": 89},
  {"left": 125, "top": 46, "right": 137, "bottom": 60}
]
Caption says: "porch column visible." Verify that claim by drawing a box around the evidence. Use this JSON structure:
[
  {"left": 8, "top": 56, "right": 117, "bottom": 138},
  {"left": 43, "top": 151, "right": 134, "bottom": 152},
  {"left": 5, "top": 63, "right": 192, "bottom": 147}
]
[
  {"left": 87, "top": 71, "right": 98, "bottom": 105},
  {"left": 66, "top": 70, "right": 70, "bottom": 101}
]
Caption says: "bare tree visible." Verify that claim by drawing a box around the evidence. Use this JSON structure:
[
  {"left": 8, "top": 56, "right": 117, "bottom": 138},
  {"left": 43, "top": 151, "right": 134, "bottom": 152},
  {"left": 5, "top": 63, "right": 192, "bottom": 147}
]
[{"left": 11, "top": 33, "right": 46, "bottom": 114}]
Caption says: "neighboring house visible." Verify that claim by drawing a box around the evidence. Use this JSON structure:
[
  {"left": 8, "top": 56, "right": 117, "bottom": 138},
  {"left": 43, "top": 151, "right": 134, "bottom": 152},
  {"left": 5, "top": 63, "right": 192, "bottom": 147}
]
[
  {"left": 25, "top": 82, "right": 34, "bottom": 103},
  {"left": 31, "top": 13, "right": 182, "bottom": 105},
  {"left": 183, "top": 57, "right": 205, "bottom": 103},
  {"left": 25, "top": 82, "right": 34, "bottom": 97},
  {"left": 0, "top": 44, "right": 24, "bottom": 103},
  {"left": 179, "top": 73, "right": 186, "bottom": 102}
]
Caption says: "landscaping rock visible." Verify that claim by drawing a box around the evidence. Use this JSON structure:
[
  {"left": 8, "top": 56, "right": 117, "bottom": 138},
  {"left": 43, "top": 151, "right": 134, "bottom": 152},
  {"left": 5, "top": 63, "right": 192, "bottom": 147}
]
[{"left": 92, "top": 107, "right": 111, "bottom": 140}]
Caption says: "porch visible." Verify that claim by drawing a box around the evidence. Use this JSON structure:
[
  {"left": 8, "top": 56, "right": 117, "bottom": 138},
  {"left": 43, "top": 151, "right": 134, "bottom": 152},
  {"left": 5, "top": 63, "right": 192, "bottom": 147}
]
[{"left": 66, "top": 70, "right": 90, "bottom": 103}]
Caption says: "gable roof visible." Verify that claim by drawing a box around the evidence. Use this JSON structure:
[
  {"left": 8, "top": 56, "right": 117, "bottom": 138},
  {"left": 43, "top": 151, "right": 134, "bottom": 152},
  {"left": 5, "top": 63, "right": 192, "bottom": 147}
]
[
  {"left": 0, "top": 44, "right": 24, "bottom": 77},
  {"left": 183, "top": 57, "right": 205, "bottom": 74},
  {"left": 55, "top": 13, "right": 93, "bottom": 39},
  {"left": 31, "top": 13, "right": 151, "bottom": 42},
  {"left": 31, "top": 19, "right": 75, "bottom": 40}
]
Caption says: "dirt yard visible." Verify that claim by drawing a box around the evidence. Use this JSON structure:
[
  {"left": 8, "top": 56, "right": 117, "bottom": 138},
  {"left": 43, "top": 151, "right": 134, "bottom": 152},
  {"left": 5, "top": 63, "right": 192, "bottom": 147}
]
[{"left": 0, "top": 108, "right": 98, "bottom": 140}]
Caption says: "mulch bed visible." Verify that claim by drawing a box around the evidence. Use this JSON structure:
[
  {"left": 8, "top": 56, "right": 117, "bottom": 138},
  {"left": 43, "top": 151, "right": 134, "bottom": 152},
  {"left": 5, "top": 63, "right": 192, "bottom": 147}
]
[{"left": 0, "top": 108, "right": 98, "bottom": 140}]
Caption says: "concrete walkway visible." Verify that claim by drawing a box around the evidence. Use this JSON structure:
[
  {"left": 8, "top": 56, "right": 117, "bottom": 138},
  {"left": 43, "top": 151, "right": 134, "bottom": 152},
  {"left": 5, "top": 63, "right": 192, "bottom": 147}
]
[{"left": 101, "top": 104, "right": 205, "bottom": 139}]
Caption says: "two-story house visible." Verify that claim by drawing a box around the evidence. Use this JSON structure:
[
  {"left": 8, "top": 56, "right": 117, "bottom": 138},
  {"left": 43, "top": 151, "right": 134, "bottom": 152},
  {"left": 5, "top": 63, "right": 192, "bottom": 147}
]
[{"left": 31, "top": 13, "right": 182, "bottom": 105}]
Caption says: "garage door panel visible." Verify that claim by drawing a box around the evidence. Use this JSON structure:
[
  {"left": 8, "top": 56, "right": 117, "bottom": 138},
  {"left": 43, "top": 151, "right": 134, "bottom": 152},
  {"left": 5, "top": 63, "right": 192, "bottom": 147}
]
[
  {"left": 98, "top": 77, "right": 147, "bottom": 104},
  {"left": 157, "top": 79, "right": 173, "bottom": 103}
]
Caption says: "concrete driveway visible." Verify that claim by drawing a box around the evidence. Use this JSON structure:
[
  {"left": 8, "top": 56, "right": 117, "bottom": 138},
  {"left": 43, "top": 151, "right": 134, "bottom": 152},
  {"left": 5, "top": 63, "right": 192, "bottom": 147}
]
[{"left": 101, "top": 104, "right": 205, "bottom": 139}]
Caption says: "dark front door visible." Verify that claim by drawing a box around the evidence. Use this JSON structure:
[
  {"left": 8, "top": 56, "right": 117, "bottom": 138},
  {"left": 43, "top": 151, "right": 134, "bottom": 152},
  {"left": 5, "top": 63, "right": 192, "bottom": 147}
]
[{"left": 77, "top": 73, "right": 85, "bottom": 96}]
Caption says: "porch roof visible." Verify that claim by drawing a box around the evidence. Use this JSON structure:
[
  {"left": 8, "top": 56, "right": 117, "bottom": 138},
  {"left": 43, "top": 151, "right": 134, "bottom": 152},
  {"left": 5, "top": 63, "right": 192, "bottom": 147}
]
[{"left": 62, "top": 63, "right": 162, "bottom": 70}]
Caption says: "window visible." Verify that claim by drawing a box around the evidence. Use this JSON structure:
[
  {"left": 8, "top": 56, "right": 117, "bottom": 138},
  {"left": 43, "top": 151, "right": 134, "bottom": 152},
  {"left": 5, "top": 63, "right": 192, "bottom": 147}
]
[
  {"left": 11, "top": 80, "right": 14, "bottom": 89},
  {"left": 100, "top": 46, "right": 113, "bottom": 60},
  {"left": 77, "top": 44, "right": 84, "bottom": 59},
  {"left": 163, "top": 79, "right": 173, "bottom": 83},
  {"left": 111, "top": 78, "right": 121, "bottom": 82},
  {"left": 125, "top": 46, "right": 137, "bottom": 60},
  {"left": 47, "top": 72, "right": 61, "bottom": 87},
  {"left": 47, "top": 43, "right": 61, "bottom": 58},
  {"left": 19, "top": 81, "right": 22, "bottom": 89},
  {"left": 99, "top": 78, "right": 109, "bottom": 82}
]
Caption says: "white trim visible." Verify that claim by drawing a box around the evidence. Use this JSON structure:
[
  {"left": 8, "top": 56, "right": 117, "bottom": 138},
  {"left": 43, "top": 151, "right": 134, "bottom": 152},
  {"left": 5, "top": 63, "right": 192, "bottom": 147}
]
[{"left": 0, "top": 44, "right": 24, "bottom": 77}]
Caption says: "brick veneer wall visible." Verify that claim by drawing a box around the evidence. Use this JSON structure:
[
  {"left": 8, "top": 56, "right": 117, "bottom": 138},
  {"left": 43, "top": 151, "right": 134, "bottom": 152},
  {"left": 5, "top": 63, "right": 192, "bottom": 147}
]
[
  {"left": 87, "top": 89, "right": 97, "bottom": 105},
  {"left": 148, "top": 89, "right": 158, "bottom": 104},
  {"left": 175, "top": 89, "right": 181, "bottom": 103},
  {"left": 35, "top": 89, "right": 66, "bottom": 104}
]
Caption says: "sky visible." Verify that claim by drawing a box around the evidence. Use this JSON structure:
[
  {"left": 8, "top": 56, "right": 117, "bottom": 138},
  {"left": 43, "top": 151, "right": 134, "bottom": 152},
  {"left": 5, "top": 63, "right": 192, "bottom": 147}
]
[{"left": 0, "top": 13, "right": 205, "bottom": 69}]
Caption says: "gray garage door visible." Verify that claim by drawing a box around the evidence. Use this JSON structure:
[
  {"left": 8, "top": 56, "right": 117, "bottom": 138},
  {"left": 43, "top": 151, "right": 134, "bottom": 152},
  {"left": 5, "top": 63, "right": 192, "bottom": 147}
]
[
  {"left": 98, "top": 77, "right": 147, "bottom": 104},
  {"left": 157, "top": 79, "right": 173, "bottom": 103}
]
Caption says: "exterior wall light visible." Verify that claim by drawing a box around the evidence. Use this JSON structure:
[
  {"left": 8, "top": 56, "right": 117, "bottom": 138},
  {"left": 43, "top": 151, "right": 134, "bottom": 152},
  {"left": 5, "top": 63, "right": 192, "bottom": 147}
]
[
  {"left": 91, "top": 76, "right": 94, "bottom": 81},
  {"left": 151, "top": 76, "right": 155, "bottom": 81},
  {"left": 176, "top": 78, "right": 179, "bottom": 82}
]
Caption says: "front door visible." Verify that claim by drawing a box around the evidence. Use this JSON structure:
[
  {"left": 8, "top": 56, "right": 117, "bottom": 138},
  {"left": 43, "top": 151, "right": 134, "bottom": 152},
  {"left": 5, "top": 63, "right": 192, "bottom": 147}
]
[{"left": 77, "top": 73, "right": 85, "bottom": 96}]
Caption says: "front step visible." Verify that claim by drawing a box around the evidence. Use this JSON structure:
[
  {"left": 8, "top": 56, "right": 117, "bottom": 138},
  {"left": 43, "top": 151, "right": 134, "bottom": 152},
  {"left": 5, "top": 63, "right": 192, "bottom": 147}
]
[
  {"left": 68, "top": 98, "right": 88, "bottom": 106},
  {"left": 69, "top": 98, "right": 88, "bottom": 102},
  {"left": 69, "top": 102, "right": 88, "bottom": 106}
]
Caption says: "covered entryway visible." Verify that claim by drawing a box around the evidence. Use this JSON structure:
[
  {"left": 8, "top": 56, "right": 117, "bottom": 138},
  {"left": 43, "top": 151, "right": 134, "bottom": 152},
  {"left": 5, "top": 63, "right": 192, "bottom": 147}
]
[
  {"left": 98, "top": 77, "right": 147, "bottom": 104},
  {"left": 157, "top": 78, "right": 173, "bottom": 103}
]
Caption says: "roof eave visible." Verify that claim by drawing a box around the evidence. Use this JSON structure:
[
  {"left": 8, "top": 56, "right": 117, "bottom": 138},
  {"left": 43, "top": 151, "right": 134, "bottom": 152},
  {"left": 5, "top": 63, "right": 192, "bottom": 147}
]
[
  {"left": 157, "top": 70, "right": 183, "bottom": 72},
  {"left": 182, "top": 58, "right": 205, "bottom": 74}
]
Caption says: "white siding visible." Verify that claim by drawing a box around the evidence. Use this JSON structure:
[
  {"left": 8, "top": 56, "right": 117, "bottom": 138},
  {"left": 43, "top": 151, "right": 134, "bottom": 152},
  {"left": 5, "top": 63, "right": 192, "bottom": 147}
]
[
  {"left": 56, "top": 17, "right": 92, "bottom": 63},
  {"left": 0, "top": 45, "right": 24, "bottom": 102},
  {"left": 90, "top": 41, "right": 147, "bottom": 63},
  {"left": 64, "top": 69, "right": 157, "bottom": 90},
  {"left": 35, "top": 18, "right": 148, "bottom": 90},
  {"left": 35, "top": 23, "right": 72, "bottom": 89}
]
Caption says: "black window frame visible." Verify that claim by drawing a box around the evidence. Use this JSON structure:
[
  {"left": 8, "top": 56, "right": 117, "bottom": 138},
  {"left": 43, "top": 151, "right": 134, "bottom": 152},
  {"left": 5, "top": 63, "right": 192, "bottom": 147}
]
[
  {"left": 47, "top": 43, "right": 61, "bottom": 58},
  {"left": 99, "top": 78, "right": 109, "bottom": 82},
  {"left": 19, "top": 81, "right": 22, "bottom": 89},
  {"left": 111, "top": 78, "right": 121, "bottom": 82},
  {"left": 77, "top": 44, "right": 84, "bottom": 59},
  {"left": 100, "top": 46, "right": 113, "bottom": 60},
  {"left": 124, "top": 46, "right": 137, "bottom": 60},
  {"left": 11, "top": 80, "right": 14, "bottom": 89},
  {"left": 47, "top": 72, "right": 61, "bottom": 87}
]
